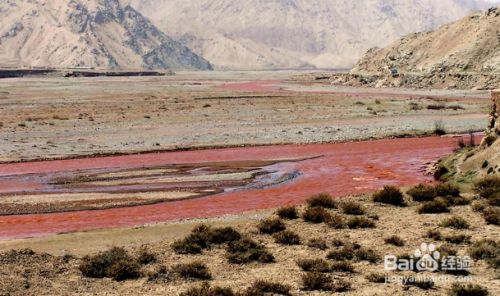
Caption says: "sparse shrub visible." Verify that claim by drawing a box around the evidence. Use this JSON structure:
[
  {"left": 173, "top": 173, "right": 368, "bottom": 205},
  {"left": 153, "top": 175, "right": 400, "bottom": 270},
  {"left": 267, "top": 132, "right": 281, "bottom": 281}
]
[
  {"left": 385, "top": 235, "right": 405, "bottom": 246},
  {"left": 407, "top": 184, "right": 437, "bottom": 202},
  {"left": 426, "top": 229, "right": 442, "bottom": 240},
  {"left": 172, "top": 224, "right": 212, "bottom": 254},
  {"left": 173, "top": 262, "right": 212, "bottom": 280},
  {"left": 330, "top": 261, "right": 355, "bottom": 273},
  {"left": 180, "top": 283, "right": 235, "bottom": 296},
  {"left": 307, "top": 238, "right": 328, "bottom": 250},
  {"left": 172, "top": 225, "right": 242, "bottom": 254},
  {"left": 209, "top": 227, "right": 242, "bottom": 244},
  {"left": 372, "top": 186, "right": 406, "bottom": 206},
  {"left": 242, "top": 280, "right": 291, "bottom": 296},
  {"left": 449, "top": 283, "right": 489, "bottom": 296},
  {"left": 366, "top": 272, "right": 386, "bottom": 283},
  {"left": 441, "top": 216, "right": 470, "bottom": 229},
  {"left": 438, "top": 244, "right": 458, "bottom": 257},
  {"left": 435, "top": 183, "right": 460, "bottom": 198},
  {"left": 472, "top": 200, "right": 488, "bottom": 212},
  {"left": 433, "top": 120, "right": 446, "bottom": 135},
  {"left": 483, "top": 207, "right": 500, "bottom": 225},
  {"left": 273, "top": 230, "right": 301, "bottom": 245},
  {"left": 327, "top": 248, "right": 354, "bottom": 261},
  {"left": 445, "top": 234, "right": 471, "bottom": 245},
  {"left": 475, "top": 176, "right": 500, "bottom": 204},
  {"left": 301, "top": 272, "right": 332, "bottom": 291},
  {"left": 276, "top": 206, "right": 299, "bottom": 220},
  {"left": 418, "top": 197, "right": 450, "bottom": 214},
  {"left": 354, "top": 247, "right": 380, "bottom": 263},
  {"left": 405, "top": 278, "right": 435, "bottom": 290},
  {"left": 469, "top": 239, "right": 498, "bottom": 261},
  {"left": 331, "top": 238, "right": 346, "bottom": 247},
  {"left": 137, "top": 248, "right": 156, "bottom": 265},
  {"left": 327, "top": 214, "right": 346, "bottom": 229},
  {"left": 258, "top": 218, "right": 286, "bottom": 234},
  {"left": 443, "top": 195, "right": 470, "bottom": 206},
  {"left": 172, "top": 238, "right": 204, "bottom": 254},
  {"left": 297, "top": 259, "right": 331, "bottom": 273},
  {"left": 340, "top": 201, "right": 366, "bottom": 215},
  {"left": 346, "top": 216, "right": 376, "bottom": 229},
  {"left": 306, "top": 193, "right": 337, "bottom": 209},
  {"left": 146, "top": 265, "right": 170, "bottom": 282},
  {"left": 79, "top": 247, "right": 141, "bottom": 281},
  {"left": 302, "top": 207, "right": 332, "bottom": 224},
  {"left": 226, "top": 238, "right": 274, "bottom": 264},
  {"left": 434, "top": 164, "right": 450, "bottom": 180}
]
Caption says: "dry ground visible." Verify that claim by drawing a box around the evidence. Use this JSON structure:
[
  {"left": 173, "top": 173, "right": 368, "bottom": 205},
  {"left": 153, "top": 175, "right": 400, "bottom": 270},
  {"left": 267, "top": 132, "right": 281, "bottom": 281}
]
[
  {"left": 0, "top": 71, "right": 490, "bottom": 162},
  {"left": 0, "top": 188, "right": 498, "bottom": 296}
]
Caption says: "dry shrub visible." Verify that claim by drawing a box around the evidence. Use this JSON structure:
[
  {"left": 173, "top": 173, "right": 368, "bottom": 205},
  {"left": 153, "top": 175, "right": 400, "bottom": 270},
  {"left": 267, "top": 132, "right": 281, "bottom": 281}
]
[
  {"left": 440, "top": 216, "right": 470, "bottom": 229},
  {"left": 327, "top": 214, "right": 346, "bottom": 229},
  {"left": 407, "top": 184, "right": 437, "bottom": 202},
  {"left": 372, "top": 186, "right": 406, "bottom": 206},
  {"left": 306, "top": 193, "right": 337, "bottom": 209},
  {"left": 302, "top": 207, "right": 332, "bottom": 224},
  {"left": 226, "top": 238, "right": 274, "bottom": 264},
  {"left": 180, "top": 283, "right": 235, "bottom": 296},
  {"left": 241, "top": 280, "right": 291, "bottom": 296},
  {"left": 366, "top": 272, "right": 386, "bottom": 283},
  {"left": 444, "top": 234, "right": 471, "bottom": 245},
  {"left": 483, "top": 207, "right": 500, "bottom": 225},
  {"left": 385, "top": 235, "right": 405, "bottom": 246},
  {"left": 172, "top": 224, "right": 241, "bottom": 254},
  {"left": 276, "top": 206, "right": 299, "bottom": 220},
  {"left": 340, "top": 201, "right": 366, "bottom": 215},
  {"left": 418, "top": 198, "right": 450, "bottom": 214},
  {"left": 79, "top": 247, "right": 141, "bottom": 281},
  {"left": 435, "top": 183, "right": 460, "bottom": 197},
  {"left": 257, "top": 218, "right": 286, "bottom": 234},
  {"left": 346, "top": 216, "right": 376, "bottom": 229},
  {"left": 449, "top": 283, "right": 489, "bottom": 296},
  {"left": 404, "top": 278, "right": 435, "bottom": 290},
  {"left": 307, "top": 238, "right": 328, "bottom": 250},
  {"left": 354, "top": 247, "right": 380, "bottom": 263},
  {"left": 475, "top": 176, "right": 500, "bottom": 202},
  {"left": 273, "top": 230, "right": 301, "bottom": 245},
  {"left": 426, "top": 229, "right": 442, "bottom": 240},
  {"left": 469, "top": 239, "right": 499, "bottom": 268},
  {"left": 137, "top": 247, "right": 156, "bottom": 265},
  {"left": 327, "top": 247, "right": 355, "bottom": 261},
  {"left": 301, "top": 272, "right": 332, "bottom": 291},
  {"left": 297, "top": 259, "right": 331, "bottom": 273},
  {"left": 330, "top": 261, "right": 355, "bottom": 273},
  {"left": 173, "top": 262, "right": 212, "bottom": 280}
]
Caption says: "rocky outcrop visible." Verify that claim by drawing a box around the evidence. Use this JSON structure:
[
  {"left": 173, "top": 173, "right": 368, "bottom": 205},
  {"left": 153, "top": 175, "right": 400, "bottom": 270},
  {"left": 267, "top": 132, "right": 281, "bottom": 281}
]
[
  {"left": 0, "top": 0, "right": 212, "bottom": 70},
  {"left": 331, "top": 7, "right": 500, "bottom": 90},
  {"left": 489, "top": 90, "right": 500, "bottom": 136}
]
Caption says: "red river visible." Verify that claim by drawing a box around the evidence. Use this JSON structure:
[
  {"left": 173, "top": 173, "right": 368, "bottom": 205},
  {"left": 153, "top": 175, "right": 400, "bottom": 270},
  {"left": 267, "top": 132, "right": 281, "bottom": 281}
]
[{"left": 0, "top": 136, "right": 461, "bottom": 240}]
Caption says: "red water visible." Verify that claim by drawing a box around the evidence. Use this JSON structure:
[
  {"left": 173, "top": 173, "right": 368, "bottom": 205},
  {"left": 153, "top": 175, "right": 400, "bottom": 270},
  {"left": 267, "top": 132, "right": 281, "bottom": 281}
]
[
  {"left": 217, "top": 80, "right": 281, "bottom": 92},
  {"left": 0, "top": 136, "right": 460, "bottom": 240}
]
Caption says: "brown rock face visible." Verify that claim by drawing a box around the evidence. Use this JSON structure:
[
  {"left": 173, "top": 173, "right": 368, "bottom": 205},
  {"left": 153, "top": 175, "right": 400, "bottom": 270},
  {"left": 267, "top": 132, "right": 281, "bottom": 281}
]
[{"left": 490, "top": 90, "right": 500, "bottom": 135}]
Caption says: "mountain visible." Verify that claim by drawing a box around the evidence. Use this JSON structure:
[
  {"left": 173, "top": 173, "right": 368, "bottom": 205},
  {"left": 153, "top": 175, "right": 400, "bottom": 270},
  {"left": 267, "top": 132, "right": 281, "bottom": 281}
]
[
  {"left": 0, "top": 0, "right": 212, "bottom": 70},
  {"left": 334, "top": 7, "right": 500, "bottom": 89},
  {"left": 131, "top": 0, "right": 493, "bottom": 70}
]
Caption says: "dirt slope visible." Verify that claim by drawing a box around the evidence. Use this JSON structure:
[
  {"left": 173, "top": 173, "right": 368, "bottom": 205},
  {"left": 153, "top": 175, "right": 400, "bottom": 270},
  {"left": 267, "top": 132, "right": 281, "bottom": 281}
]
[
  {"left": 333, "top": 7, "right": 500, "bottom": 89},
  {"left": 0, "top": 0, "right": 212, "bottom": 70}
]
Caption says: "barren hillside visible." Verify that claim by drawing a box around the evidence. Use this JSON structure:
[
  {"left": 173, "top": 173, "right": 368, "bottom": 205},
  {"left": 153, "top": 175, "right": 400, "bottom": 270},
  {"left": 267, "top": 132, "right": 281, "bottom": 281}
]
[
  {"left": 131, "top": 0, "right": 493, "bottom": 70},
  {"left": 0, "top": 0, "right": 212, "bottom": 70},
  {"left": 333, "top": 7, "right": 500, "bottom": 89}
]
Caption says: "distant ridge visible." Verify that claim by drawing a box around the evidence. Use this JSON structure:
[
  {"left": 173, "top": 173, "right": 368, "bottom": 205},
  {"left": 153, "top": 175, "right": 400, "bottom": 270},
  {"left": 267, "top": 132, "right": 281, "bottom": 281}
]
[{"left": 0, "top": 0, "right": 212, "bottom": 70}]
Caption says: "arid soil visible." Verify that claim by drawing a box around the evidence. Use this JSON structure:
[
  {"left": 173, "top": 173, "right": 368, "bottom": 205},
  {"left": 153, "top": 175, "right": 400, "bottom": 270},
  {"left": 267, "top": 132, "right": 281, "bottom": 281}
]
[
  {"left": 0, "top": 71, "right": 490, "bottom": 163},
  {"left": 0, "top": 192, "right": 498, "bottom": 296}
]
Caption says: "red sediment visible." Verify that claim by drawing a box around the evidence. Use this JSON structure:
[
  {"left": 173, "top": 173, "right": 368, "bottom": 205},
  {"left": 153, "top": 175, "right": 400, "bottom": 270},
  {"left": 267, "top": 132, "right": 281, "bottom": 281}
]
[
  {"left": 0, "top": 136, "right": 460, "bottom": 240},
  {"left": 217, "top": 80, "right": 281, "bottom": 93}
]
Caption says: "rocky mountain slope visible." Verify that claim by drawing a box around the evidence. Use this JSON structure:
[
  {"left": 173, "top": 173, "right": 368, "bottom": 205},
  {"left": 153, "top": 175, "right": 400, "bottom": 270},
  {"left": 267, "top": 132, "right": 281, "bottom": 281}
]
[
  {"left": 0, "top": 0, "right": 212, "bottom": 70},
  {"left": 333, "top": 7, "right": 500, "bottom": 89},
  {"left": 131, "top": 0, "right": 493, "bottom": 70}
]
